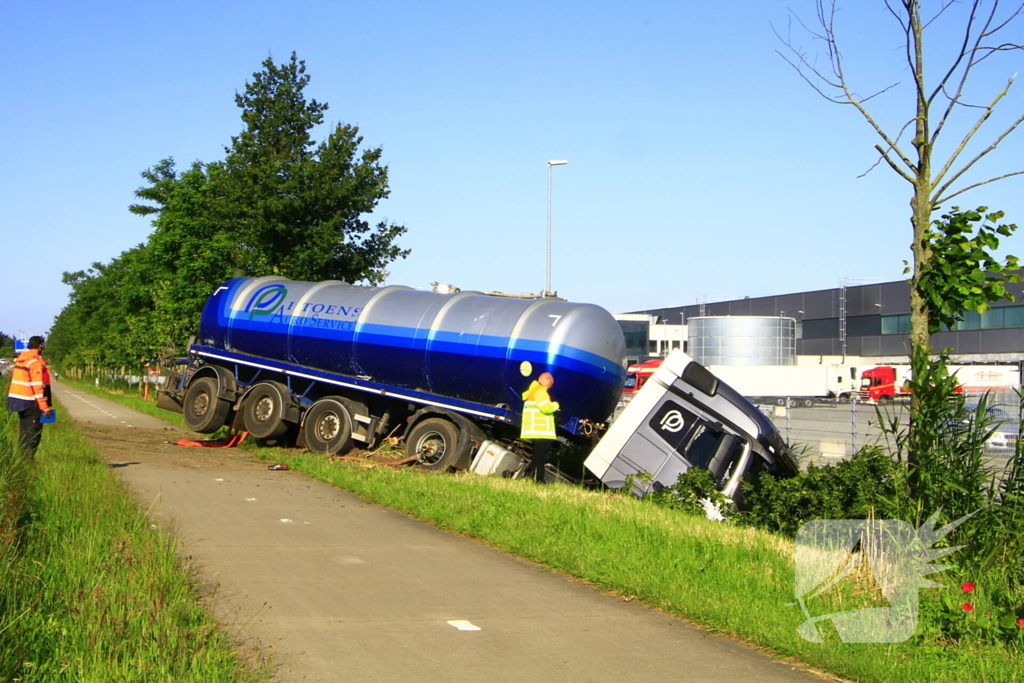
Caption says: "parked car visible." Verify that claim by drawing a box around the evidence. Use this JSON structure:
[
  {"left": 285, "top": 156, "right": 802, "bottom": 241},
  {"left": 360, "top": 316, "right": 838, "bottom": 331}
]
[{"left": 946, "top": 405, "right": 1020, "bottom": 450}]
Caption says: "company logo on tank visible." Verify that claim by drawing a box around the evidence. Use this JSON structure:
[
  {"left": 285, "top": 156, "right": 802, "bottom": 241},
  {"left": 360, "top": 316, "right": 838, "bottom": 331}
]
[{"left": 241, "top": 284, "right": 362, "bottom": 330}]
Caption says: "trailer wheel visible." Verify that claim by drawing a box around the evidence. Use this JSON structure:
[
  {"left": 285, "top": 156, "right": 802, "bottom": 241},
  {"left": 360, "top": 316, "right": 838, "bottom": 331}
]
[
  {"left": 243, "top": 382, "right": 291, "bottom": 439},
  {"left": 183, "top": 377, "right": 231, "bottom": 434},
  {"left": 406, "top": 418, "right": 461, "bottom": 472},
  {"left": 303, "top": 398, "right": 354, "bottom": 455}
]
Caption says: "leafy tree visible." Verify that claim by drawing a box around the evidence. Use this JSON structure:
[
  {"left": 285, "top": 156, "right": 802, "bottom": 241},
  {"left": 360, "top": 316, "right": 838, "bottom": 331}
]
[
  {"left": 51, "top": 51, "right": 412, "bottom": 367},
  {"left": 776, "top": 1, "right": 1024, "bottom": 353},
  {"left": 917, "top": 206, "right": 1020, "bottom": 333},
  {"left": 47, "top": 255, "right": 141, "bottom": 370},
  {"left": 217, "top": 51, "right": 408, "bottom": 283},
  {"left": 0, "top": 332, "right": 14, "bottom": 359},
  {"left": 127, "top": 160, "right": 235, "bottom": 357}
]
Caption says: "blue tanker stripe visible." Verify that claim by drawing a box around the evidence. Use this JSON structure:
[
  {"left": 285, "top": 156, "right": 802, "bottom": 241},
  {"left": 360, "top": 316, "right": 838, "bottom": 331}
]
[
  {"left": 214, "top": 316, "right": 625, "bottom": 384},
  {"left": 358, "top": 323, "right": 625, "bottom": 379},
  {"left": 191, "top": 347, "right": 511, "bottom": 420}
]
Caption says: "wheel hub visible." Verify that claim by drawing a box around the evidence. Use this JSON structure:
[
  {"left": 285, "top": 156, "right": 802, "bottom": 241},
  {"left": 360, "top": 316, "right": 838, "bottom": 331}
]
[
  {"left": 317, "top": 413, "right": 340, "bottom": 441},
  {"left": 192, "top": 393, "right": 209, "bottom": 416},
  {"left": 255, "top": 397, "right": 274, "bottom": 423},
  {"left": 416, "top": 433, "right": 446, "bottom": 464}
]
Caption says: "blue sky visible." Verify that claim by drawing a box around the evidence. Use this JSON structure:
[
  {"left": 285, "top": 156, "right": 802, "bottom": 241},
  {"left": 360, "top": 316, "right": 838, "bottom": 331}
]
[{"left": 3, "top": 0, "right": 1023, "bottom": 337}]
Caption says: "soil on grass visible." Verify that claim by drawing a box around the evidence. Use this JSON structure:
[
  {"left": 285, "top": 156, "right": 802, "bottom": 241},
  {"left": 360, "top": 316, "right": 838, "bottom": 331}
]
[{"left": 78, "top": 422, "right": 410, "bottom": 472}]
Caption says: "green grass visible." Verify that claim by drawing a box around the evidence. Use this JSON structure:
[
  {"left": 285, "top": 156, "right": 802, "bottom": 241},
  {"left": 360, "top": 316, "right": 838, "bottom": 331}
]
[
  {"left": 0, "top": 390, "right": 265, "bottom": 681},
  {"left": 259, "top": 452, "right": 1024, "bottom": 683},
  {"left": 73, "top": 379, "right": 1024, "bottom": 682}
]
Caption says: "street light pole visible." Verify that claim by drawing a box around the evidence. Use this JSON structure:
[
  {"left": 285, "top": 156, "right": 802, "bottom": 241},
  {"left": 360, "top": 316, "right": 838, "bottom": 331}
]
[{"left": 546, "top": 159, "right": 568, "bottom": 296}]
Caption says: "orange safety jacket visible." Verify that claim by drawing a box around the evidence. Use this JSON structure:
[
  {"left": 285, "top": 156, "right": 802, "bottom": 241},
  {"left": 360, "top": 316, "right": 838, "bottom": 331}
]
[{"left": 6, "top": 349, "right": 52, "bottom": 413}]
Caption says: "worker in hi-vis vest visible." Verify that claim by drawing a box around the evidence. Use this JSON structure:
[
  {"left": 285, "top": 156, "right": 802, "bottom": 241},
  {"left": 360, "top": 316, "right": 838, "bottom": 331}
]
[
  {"left": 520, "top": 372, "right": 560, "bottom": 483},
  {"left": 6, "top": 336, "right": 53, "bottom": 458}
]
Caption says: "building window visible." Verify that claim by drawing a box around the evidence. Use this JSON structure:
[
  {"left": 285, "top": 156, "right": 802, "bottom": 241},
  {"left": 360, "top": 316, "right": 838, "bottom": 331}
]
[
  {"left": 1005, "top": 306, "right": 1024, "bottom": 328},
  {"left": 881, "top": 314, "right": 911, "bottom": 335},
  {"left": 883, "top": 305, "right": 1024, "bottom": 333},
  {"left": 981, "top": 307, "right": 1005, "bottom": 329}
]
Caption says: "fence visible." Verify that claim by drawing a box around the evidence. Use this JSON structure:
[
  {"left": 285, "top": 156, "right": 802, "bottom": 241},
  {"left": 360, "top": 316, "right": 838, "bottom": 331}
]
[{"left": 756, "top": 389, "right": 1022, "bottom": 471}]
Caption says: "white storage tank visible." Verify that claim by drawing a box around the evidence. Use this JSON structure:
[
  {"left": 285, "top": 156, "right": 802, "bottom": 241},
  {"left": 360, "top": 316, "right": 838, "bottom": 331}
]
[{"left": 689, "top": 316, "right": 796, "bottom": 366}]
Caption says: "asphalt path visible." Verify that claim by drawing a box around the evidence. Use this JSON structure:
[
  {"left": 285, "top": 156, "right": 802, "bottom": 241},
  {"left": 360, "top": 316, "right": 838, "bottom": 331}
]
[{"left": 52, "top": 381, "right": 826, "bottom": 683}]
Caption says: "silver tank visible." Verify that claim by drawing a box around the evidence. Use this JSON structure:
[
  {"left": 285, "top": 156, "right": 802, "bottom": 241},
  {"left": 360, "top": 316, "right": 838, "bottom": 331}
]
[{"left": 197, "top": 277, "right": 628, "bottom": 422}]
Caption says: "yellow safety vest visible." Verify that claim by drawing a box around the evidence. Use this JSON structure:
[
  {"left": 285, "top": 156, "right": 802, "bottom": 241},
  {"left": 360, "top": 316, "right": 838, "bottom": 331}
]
[{"left": 520, "top": 380, "right": 559, "bottom": 440}]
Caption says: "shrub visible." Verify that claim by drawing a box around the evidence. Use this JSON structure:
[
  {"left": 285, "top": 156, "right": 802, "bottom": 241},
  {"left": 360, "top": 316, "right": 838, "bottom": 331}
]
[
  {"left": 741, "top": 446, "right": 907, "bottom": 537},
  {"left": 624, "top": 468, "right": 737, "bottom": 519}
]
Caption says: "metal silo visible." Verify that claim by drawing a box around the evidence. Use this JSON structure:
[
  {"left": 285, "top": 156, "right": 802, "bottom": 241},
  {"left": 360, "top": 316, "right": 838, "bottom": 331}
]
[{"left": 689, "top": 316, "right": 796, "bottom": 366}]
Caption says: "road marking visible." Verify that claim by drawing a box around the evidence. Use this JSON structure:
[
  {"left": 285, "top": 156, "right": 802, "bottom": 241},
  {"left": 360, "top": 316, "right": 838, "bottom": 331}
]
[{"left": 447, "top": 620, "right": 481, "bottom": 631}]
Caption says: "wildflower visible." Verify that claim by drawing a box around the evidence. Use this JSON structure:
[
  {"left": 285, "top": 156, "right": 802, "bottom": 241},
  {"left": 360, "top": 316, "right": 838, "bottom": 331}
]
[
  {"left": 1018, "top": 618, "right": 1024, "bottom": 628},
  {"left": 963, "top": 603, "right": 973, "bottom": 612},
  {"left": 962, "top": 582, "right": 976, "bottom": 593}
]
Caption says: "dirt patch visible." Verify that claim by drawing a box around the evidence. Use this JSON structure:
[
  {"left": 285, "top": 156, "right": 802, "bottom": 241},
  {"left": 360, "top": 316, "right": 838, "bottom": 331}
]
[
  {"left": 78, "top": 423, "right": 411, "bottom": 472},
  {"left": 78, "top": 423, "right": 271, "bottom": 472}
]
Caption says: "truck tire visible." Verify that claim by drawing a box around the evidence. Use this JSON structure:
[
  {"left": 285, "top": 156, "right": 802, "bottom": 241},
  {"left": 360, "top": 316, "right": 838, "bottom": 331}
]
[
  {"left": 405, "top": 418, "right": 461, "bottom": 472},
  {"left": 303, "top": 398, "right": 354, "bottom": 455},
  {"left": 243, "top": 382, "right": 292, "bottom": 439},
  {"left": 183, "top": 377, "right": 231, "bottom": 434}
]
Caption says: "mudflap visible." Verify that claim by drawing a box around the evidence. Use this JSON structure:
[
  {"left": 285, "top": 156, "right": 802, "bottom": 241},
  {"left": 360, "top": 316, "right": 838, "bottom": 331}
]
[{"left": 156, "top": 391, "right": 184, "bottom": 414}]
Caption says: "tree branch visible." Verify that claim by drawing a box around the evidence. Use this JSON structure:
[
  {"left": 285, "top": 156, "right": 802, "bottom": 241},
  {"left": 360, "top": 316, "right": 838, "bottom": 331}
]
[
  {"left": 873, "top": 144, "right": 918, "bottom": 183},
  {"left": 933, "top": 78, "right": 1022, "bottom": 191},
  {"left": 934, "top": 170, "right": 1024, "bottom": 205}
]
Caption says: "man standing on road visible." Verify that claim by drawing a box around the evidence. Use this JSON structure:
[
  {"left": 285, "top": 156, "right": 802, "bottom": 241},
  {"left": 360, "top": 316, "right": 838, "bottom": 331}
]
[
  {"left": 520, "top": 371, "right": 560, "bottom": 483},
  {"left": 6, "top": 336, "right": 53, "bottom": 457}
]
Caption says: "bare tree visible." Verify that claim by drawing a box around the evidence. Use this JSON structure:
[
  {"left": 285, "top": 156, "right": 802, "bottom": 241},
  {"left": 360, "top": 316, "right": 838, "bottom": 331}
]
[{"left": 775, "top": 0, "right": 1024, "bottom": 353}]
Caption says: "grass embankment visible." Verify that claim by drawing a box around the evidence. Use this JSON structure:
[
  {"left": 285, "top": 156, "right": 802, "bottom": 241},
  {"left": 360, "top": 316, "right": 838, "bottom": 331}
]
[
  {"left": 70, "top": 378, "right": 1024, "bottom": 682},
  {"left": 0, "top": 390, "right": 263, "bottom": 681}
]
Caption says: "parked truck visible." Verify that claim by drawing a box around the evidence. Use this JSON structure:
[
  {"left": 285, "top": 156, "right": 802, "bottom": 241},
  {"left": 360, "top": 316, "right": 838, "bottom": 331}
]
[
  {"left": 859, "top": 364, "right": 1020, "bottom": 403},
  {"left": 623, "top": 358, "right": 861, "bottom": 406},
  {"left": 159, "top": 277, "right": 797, "bottom": 494},
  {"left": 707, "top": 364, "right": 861, "bottom": 405},
  {"left": 622, "top": 358, "right": 664, "bottom": 399}
]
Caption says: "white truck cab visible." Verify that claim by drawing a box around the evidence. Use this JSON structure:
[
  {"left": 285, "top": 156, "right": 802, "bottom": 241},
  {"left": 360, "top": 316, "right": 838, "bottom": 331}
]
[{"left": 585, "top": 350, "right": 798, "bottom": 505}]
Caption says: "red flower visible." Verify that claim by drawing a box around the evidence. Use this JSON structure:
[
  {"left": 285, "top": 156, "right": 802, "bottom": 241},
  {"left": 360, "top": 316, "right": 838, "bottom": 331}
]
[
  {"left": 963, "top": 603, "right": 974, "bottom": 612},
  {"left": 1018, "top": 618, "right": 1024, "bottom": 628},
  {"left": 962, "top": 582, "right": 976, "bottom": 593}
]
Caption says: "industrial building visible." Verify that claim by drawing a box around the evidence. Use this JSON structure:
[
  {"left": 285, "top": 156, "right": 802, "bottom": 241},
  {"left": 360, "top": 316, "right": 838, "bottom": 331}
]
[{"left": 618, "top": 278, "right": 1024, "bottom": 365}]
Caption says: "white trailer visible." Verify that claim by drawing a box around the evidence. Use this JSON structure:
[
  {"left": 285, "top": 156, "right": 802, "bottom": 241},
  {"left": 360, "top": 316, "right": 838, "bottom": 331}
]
[{"left": 706, "top": 364, "right": 861, "bottom": 405}]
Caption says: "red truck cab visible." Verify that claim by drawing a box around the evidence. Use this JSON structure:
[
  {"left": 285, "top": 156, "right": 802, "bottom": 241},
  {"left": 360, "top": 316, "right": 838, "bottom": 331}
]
[
  {"left": 623, "top": 359, "right": 664, "bottom": 399},
  {"left": 860, "top": 366, "right": 901, "bottom": 402},
  {"left": 860, "top": 365, "right": 966, "bottom": 403}
]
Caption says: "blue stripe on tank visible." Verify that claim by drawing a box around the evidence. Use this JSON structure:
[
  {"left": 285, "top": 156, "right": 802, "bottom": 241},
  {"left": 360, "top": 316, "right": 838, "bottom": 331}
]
[{"left": 234, "top": 317, "right": 624, "bottom": 382}]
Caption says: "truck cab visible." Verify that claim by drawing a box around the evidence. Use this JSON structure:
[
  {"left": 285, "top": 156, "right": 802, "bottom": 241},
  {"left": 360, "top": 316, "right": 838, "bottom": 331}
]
[
  {"left": 587, "top": 350, "right": 798, "bottom": 505},
  {"left": 622, "top": 359, "right": 664, "bottom": 399}
]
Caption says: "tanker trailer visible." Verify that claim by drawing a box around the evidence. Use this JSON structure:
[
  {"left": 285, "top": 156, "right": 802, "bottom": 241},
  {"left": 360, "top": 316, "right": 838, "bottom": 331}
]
[{"left": 158, "top": 277, "right": 628, "bottom": 472}]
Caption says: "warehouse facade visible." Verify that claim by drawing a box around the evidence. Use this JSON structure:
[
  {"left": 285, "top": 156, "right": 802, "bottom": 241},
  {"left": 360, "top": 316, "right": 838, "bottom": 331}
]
[{"left": 630, "top": 278, "right": 1024, "bottom": 363}]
